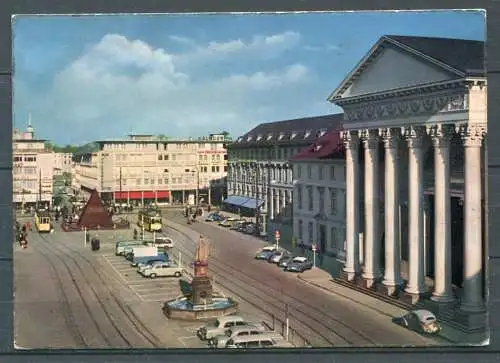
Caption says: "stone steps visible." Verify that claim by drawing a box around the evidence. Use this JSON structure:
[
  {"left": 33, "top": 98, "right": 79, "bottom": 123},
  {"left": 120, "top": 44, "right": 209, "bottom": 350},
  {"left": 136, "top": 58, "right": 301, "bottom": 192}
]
[{"left": 331, "top": 277, "right": 474, "bottom": 333}]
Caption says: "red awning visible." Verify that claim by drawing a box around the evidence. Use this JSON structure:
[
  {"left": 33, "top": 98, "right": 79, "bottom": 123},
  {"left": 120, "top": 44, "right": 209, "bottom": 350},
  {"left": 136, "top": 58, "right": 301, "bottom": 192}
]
[{"left": 114, "top": 190, "right": 170, "bottom": 199}]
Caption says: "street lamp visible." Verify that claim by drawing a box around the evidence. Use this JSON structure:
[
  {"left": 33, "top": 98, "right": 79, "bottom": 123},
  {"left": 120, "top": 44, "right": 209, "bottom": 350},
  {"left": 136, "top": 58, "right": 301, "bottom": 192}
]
[{"left": 189, "top": 167, "right": 200, "bottom": 207}]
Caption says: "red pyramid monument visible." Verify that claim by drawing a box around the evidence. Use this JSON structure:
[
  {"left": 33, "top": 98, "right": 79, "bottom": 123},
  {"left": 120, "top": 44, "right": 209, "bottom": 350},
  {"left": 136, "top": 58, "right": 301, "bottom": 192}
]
[{"left": 77, "top": 189, "right": 114, "bottom": 229}]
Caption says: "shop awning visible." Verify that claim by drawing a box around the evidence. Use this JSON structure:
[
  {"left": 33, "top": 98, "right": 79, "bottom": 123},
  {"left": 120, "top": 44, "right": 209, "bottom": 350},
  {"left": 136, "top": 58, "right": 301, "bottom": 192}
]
[
  {"left": 240, "top": 198, "right": 265, "bottom": 209},
  {"left": 223, "top": 195, "right": 250, "bottom": 207}
]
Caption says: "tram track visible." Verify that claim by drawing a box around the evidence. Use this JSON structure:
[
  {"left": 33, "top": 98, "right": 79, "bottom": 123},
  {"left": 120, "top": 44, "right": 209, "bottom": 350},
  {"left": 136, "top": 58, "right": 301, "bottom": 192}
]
[
  {"left": 161, "top": 219, "right": 381, "bottom": 347},
  {"left": 34, "top": 232, "right": 161, "bottom": 348}
]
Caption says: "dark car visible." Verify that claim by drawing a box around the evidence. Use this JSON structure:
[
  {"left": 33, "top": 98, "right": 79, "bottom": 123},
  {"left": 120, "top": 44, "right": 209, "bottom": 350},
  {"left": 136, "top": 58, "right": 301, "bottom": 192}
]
[
  {"left": 394, "top": 310, "right": 441, "bottom": 335},
  {"left": 285, "top": 256, "right": 313, "bottom": 272},
  {"left": 206, "top": 213, "right": 224, "bottom": 222}
]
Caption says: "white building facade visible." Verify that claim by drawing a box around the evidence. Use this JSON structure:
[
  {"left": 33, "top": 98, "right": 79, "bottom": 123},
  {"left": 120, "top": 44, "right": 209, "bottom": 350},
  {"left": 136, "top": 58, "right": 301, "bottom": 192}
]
[
  {"left": 73, "top": 133, "right": 230, "bottom": 205},
  {"left": 53, "top": 152, "right": 73, "bottom": 176},
  {"left": 291, "top": 130, "right": 347, "bottom": 259},
  {"left": 328, "top": 35, "right": 486, "bottom": 330},
  {"left": 12, "top": 122, "right": 54, "bottom": 208},
  {"left": 226, "top": 115, "right": 343, "bottom": 239}
]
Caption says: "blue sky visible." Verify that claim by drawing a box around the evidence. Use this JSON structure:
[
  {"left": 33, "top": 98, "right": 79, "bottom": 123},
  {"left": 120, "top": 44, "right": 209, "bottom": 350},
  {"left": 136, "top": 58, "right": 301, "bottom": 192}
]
[{"left": 13, "top": 11, "right": 485, "bottom": 145}]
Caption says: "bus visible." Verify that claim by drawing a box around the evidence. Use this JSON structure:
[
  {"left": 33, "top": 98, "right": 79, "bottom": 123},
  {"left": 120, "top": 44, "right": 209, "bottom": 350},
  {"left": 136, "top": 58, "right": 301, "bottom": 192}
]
[
  {"left": 35, "top": 210, "right": 52, "bottom": 233},
  {"left": 137, "top": 208, "right": 162, "bottom": 232}
]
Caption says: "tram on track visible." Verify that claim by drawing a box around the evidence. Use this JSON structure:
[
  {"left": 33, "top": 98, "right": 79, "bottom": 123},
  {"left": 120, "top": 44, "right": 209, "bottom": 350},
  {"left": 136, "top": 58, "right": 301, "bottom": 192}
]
[
  {"left": 35, "top": 210, "right": 52, "bottom": 233},
  {"left": 137, "top": 208, "right": 162, "bottom": 232}
]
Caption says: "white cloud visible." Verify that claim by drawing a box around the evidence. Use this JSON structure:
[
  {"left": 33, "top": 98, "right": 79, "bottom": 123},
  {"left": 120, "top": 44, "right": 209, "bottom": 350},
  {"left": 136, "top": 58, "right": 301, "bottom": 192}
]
[
  {"left": 303, "top": 44, "right": 341, "bottom": 52},
  {"left": 19, "top": 33, "right": 315, "bottom": 144},
  {"left": 168, "top": 35, "right": 196, "bottom": 46},
  {"left": 173, "top": 30, "right": 302, "bottom": 66}
]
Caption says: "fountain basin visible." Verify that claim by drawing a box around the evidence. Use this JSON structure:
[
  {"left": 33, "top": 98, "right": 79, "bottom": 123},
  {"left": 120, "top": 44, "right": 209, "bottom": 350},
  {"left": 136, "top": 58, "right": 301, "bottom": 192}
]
[{"left": 163, "top": 296, "right": 238, "bottom": 321}]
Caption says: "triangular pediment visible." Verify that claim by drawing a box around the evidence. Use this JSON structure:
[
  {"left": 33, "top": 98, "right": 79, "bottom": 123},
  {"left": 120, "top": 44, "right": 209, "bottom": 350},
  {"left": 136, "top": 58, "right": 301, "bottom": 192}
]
[{"left": 328, "top": 37, "right": 463, "bottom": 101}]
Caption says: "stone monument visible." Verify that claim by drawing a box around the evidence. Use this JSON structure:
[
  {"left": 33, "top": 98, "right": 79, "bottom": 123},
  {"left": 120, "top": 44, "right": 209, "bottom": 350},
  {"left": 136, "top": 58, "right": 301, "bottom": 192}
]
[{"left": 190, "top": 235, "right": 213, "bottom": 305}]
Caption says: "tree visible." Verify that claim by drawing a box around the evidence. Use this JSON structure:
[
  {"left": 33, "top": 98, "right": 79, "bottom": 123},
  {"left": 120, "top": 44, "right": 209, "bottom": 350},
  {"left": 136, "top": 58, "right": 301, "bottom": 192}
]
[{"left": 157, "top": 134, "right": 170, "bottom": 140}]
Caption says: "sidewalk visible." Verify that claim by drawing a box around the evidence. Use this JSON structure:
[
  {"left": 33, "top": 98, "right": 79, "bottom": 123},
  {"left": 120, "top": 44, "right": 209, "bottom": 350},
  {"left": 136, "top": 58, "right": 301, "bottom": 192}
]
[{"left": 296, "top": 268, "right": 487, "bottom": 345}]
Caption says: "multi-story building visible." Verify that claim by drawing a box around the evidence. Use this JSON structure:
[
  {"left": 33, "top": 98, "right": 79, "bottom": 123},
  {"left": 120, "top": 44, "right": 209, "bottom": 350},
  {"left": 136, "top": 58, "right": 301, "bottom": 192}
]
[
  {"left": 290, "top": 128, "right": 347, "bottom": 260},
  {"left": 73, "top": 133, "right": 230, "bottom": 206},
  {"left": 13, "top": 122, "right": 54, "bottom": 209},
  {"left": 226, "top": 114, "right": 344, "bottom": 238},
  {"left": 53, "top": 153, "right": 73, "bottom": 176}
]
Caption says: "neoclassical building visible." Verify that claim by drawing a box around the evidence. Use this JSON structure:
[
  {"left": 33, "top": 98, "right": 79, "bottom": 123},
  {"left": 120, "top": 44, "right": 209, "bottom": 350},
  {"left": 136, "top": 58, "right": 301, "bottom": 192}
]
[
  {"left": 328, "top": 35, "right": 486, "bottom": 329},
  {"left": 226, "top": 114, "right": 343, "bottom": 237}
]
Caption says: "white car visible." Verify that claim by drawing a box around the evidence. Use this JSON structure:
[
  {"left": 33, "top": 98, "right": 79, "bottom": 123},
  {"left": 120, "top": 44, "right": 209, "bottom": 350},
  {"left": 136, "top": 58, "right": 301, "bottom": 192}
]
[
  {"left": 152, "top": 237, "right": 174, "bottom": 249},
  {"left": 140, "top": 262, "right": 183, "bottom": 278},
  {"left": 269, "top": 250, "right": 289, "bottom": 264},
  {"left": 137, "top": 260, "right": 168, "bottom": 273}
]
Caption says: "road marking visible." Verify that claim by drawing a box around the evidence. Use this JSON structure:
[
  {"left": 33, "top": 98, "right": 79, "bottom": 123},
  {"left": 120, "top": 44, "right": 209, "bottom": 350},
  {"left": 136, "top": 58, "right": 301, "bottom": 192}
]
[
  {"left": 142, "top": 298, "right": 169, "bottom": 303},
  {"left": 135, "top": 287, "right": 177, "bottom": 294},
  {"left": 139, "top": 292, "right": 176, "bottom": 298},
  {"left": 102, "top": 255, "right": 146, "bottom": 302}
]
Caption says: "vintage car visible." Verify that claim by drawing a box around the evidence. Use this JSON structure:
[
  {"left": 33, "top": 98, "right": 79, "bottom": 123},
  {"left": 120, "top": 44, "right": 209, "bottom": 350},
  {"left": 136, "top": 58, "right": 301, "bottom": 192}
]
[
  {"left": 399, "top": 310, "right": 441, "bottom": 335},
  {"left": 285, "top": 256, "right": 313, "bottom": 273}
]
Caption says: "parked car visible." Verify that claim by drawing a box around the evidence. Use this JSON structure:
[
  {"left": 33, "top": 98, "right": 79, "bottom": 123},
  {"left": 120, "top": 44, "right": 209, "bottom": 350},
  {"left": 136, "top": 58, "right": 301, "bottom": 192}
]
[
  {"left": 225, "top": 333, "right": 294, "bottom": 348},
  {"left": 153, "top": 237, "right": 174, "bottom": 249},
  {"left": 206, "top": 213, "right": 224, "bottom": 222},
  {"left": 197, "top": 315, "right": 262, "bottom": 340},
  {"left": 278, "top": 255, "right": 294, "bottom": 268},
  {"left": 243, "top": 223, "right": 257, "bottom": 234},
  {"left": 115, "top": 240, "right": 148, "bottom": 256},
  {"left": 134, "top": 254, "right": 169, "bottom": 268},
  {"left": 236, "top": 222, "right": 253, "bottom": 232},
  {"left": 398, "top": 310, "right": 441, "bottom": 335},
  {"left": 268, "top": 250, "right": 289, "bottom": 264},
  {"left": 208, "top": 325, "right": 271, "bottom": 348},
  {"left": 218, "top": 219, "right": 233, "bottom": 228},
  {"left": 285, "top": 256, "right": 313, "bottom": 272},
  {"left": 131, "top": 251, "right": 168, "bottom": 267},
  {"left": 230, "top": 220, "right": 249, "bottom": 231},
  {"left": 139, "top": 262, "right": 183, "bottom": 278},
  {"left": 137, "top": 259, "right": 170, "bottom": 273},
  {"left": 255, "top": 246, "right": 278, "bottom": 260}
]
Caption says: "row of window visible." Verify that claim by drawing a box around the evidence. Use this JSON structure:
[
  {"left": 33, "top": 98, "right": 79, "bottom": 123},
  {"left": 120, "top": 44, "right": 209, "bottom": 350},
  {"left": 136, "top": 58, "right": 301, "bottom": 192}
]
[
  {"left": 297, "top": 220, "right": 346, "bottom": 251},
  {"left": 104, "top": 142, "right": 225, "bottom": 151},
  {"left": 14, "top": 156, "right": 37, "bottom": 162},
  {"left": 13, "top": 166, "right": 38, "bottom": 175},
  {"left": 296, "top": 186, "right": 342, "bottom": 216},
  {"left": 229, "top": 146, "right": 303, "bottom": 161},
  {"left": 228, "top": 166, "right": 292, "bottom": 185},
  {"left": 157, "top": 154, "right": 227, "bottom": 162},
  {"left": 295, "top": 164, "right": 337, "bottom": 181}
]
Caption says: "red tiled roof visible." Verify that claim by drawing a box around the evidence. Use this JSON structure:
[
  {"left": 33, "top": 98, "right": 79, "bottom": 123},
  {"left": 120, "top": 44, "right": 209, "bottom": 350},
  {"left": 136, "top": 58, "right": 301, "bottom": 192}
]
[{"left": 291, "top": 127, "right": 344, "bottom": 161}]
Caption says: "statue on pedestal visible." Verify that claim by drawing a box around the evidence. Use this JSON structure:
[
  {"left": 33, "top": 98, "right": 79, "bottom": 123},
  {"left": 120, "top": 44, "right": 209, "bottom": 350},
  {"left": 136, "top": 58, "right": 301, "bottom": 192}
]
[{"left": 191, "top": 235, "right": 213, "bottom": 305}]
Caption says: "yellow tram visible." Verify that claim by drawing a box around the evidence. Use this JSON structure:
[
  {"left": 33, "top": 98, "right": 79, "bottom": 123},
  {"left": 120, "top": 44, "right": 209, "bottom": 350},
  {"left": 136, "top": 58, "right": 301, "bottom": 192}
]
[
  {"left": 137, "top": 208, "right": 162, "bottom": 232},
  {"left": 35, "top": 210, "right": 52, "bottom": 233}
]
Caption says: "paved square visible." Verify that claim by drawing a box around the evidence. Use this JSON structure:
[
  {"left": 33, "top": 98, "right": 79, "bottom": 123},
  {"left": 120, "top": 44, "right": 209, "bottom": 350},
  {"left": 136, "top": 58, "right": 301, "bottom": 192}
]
[{"left": 102, "top": 254, "right": 184, "bottom": 302}]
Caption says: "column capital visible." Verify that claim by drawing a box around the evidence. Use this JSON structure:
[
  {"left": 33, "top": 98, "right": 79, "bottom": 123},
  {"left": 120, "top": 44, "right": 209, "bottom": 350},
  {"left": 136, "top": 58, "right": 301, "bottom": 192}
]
[
  {"left": 455, "top": 123, "right": 486, "bottom": 147},
  {"left": 341, "top": 130, "right": 359, "bottom": 150},
  {"left": 360, "top": 129, "right": 379, "bottom": 149},
  {"left": 379, "top": 128, "right": 401, "bottom": 149},
  {"left": 426, "top": 124, "right": 454, "bottom": 148},
  {"left": 402, "top": 126, "right": 426, "bottom": 149}
]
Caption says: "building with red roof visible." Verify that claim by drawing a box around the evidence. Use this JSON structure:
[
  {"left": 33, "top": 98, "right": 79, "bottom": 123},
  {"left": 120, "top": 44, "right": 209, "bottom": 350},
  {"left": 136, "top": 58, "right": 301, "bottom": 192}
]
[{"left": 289, "top": 127, "right": 347, "bottom": 259}]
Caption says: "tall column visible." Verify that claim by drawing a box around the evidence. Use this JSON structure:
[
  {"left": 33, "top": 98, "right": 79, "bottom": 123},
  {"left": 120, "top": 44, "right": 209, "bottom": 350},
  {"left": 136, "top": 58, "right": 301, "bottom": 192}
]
[
  {"left": 457, "top": 124, "right": 486, "bottom": 312},
  {"left": 269, "top": 188, "right": 274, "bottom": 220},
  {"left": 379, "top": 128, "right": 403, "bottom": 294},
  {"left": 427, "top": 124, "right": 454, "bottom": 303},
  {"left": 282, "top": 190, "right": 288, "bottom": 217},
  {"left": 341, "top": 130, "right": 361, "bottom": 281},
  {"left": 276, "top": 190, "right": 281, "bottom": 216},
  {"left": 403, "top": 126, "right": 426, "bottom": 297},
  {"left": 360, "top": 129, "right": 381, "bottom": 287}
]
